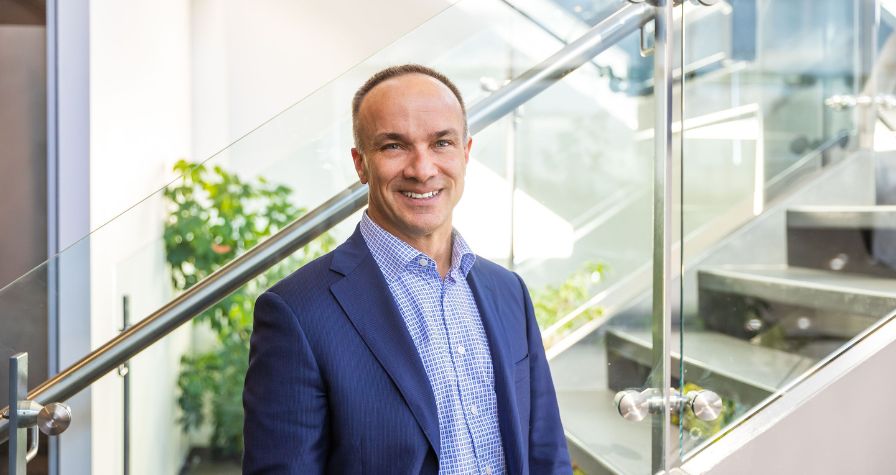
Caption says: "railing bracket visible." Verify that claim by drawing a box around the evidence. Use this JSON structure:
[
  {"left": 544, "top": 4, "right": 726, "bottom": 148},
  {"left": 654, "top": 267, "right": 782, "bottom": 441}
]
[{"left": 7, "top": 353, "right": 72, "bottom": 474}]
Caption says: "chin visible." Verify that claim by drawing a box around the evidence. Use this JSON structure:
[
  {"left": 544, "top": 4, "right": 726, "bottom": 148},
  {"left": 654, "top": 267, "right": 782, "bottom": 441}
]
[
  {"left": 401, "top": 223, "right": 441, "bottom": 237},
  {"left": 398, "top": 218, "right": 449, "bottom": 238}
]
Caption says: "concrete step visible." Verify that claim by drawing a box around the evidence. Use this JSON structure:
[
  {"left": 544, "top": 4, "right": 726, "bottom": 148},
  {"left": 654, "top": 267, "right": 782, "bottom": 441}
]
[
  {"left": 787, "top": 206, "right": 896, "bottom": 278},
  {"left": 605, "top": 328, "right": 815, "bottom": 409},
  {"left": 697, "top": 265, "right": 896, "bottom": 340}
]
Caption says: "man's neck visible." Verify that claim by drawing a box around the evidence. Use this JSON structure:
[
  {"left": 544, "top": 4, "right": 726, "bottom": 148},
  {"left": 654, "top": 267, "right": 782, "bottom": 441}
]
[{"left": 366, "top": 214, "right": 454, "bottom": 278}]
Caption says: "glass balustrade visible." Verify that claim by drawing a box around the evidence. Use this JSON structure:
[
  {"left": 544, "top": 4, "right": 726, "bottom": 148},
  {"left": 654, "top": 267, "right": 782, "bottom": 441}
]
[
  {"left": 550, "top": 0, "right": 893, "bottom": 473},
  {"left": 674, "top": 0, "right": 894, "bottom": 464}
]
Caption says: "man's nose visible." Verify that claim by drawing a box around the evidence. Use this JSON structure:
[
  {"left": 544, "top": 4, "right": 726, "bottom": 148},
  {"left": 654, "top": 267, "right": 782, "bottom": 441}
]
[{"left": 403, "top": 147, "right": 438, "bottom": 182}]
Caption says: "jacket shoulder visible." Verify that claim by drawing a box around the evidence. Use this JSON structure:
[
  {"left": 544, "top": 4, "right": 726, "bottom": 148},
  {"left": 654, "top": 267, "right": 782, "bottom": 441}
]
[
  {"left": 265, "top": 250, "right": 338, "bottom": 304},
  {"left": 473, "top": 255, "right": 526, "bottom": 293}
]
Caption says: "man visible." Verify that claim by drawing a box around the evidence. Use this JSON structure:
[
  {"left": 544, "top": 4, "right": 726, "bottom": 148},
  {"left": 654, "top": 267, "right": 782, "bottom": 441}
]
[{"left": 243, "top": 64, "right": 571, "bottom": 474}]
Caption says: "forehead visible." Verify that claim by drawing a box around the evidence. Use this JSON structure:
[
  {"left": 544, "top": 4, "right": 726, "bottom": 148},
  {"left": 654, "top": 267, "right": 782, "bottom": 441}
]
[{"left": 358, "top": 74, "right": 464, "bottom": 133}]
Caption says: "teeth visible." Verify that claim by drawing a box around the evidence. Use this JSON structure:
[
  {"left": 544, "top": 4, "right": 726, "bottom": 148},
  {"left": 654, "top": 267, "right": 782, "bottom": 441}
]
[{"left": 402, "top": 190, "right": 440, "bottom": 199}]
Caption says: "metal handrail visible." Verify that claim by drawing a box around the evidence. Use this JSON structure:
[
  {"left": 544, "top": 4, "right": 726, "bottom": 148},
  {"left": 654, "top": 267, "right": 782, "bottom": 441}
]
[
  {"left": 496, "top": 0, "right": 623, "bottom": 83},
  {"left": 467, "top": 4, "right": 652, "bottom": 128},
  {"left": 0, "top": 2, "right": 654, "bottom": 441}
]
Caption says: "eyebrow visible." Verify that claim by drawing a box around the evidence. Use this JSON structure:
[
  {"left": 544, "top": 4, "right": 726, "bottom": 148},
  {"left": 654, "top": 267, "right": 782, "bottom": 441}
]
[
  {"left": 432, "top": 129, "right": 459, "bottom": 139},
  {"left": 371, "top": 129, "right": 460, "bottom": 146},
  {"left": 371, "top": 132, "right": 408, "bottom": 146}
]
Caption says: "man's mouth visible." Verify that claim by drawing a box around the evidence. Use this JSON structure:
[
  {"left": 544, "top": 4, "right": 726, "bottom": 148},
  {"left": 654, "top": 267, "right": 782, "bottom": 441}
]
[{"left": 401, "top": 190, "right": 441, "bottom": 200}]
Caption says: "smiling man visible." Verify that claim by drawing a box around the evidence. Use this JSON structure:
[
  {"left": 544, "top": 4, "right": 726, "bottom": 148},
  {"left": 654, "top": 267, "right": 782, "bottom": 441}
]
[{"left": 243, "top": 64, "right": 571, "bottom": 474}]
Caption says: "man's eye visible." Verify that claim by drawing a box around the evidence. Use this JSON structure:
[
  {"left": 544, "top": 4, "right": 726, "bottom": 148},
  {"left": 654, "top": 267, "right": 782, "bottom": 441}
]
[
  {"left": 381, "top": 143, "right": 401, "bottom": 151},
  {"left": 435, "top": 140, "right": 452, "bottom": 148}
]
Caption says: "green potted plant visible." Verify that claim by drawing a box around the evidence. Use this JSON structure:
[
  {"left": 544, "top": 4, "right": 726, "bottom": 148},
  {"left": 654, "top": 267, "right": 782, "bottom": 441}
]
[{"left": 163, "top": 159, "right": 335, "bottom": 460}]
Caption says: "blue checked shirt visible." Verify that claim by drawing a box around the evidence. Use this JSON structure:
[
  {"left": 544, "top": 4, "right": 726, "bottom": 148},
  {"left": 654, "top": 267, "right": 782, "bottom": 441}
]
[{"left": 360, "top": 213, "right": 506, "bottom": 475}]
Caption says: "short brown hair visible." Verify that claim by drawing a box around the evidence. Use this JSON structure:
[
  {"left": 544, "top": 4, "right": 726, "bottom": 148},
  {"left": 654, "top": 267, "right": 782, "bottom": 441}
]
[{"left": 351, "top": 64, "right": 467, "bottom": 150}]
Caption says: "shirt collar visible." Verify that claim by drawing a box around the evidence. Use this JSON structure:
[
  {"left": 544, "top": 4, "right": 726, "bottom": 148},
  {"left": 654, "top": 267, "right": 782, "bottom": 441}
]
[
  {"left": 360, "top": 212, "right": 477, "bottom": 283},
  {"left": 450, "top": 229, "right": 477, "bottom": 279}
]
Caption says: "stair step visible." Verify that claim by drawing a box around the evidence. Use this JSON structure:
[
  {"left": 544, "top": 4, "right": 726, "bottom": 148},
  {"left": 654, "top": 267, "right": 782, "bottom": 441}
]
[
  {"left": 787, "top": 205, "right": 896, "bottom": 229},
  {"left": 699, "top": 265, "right": 896, "bottom": 318},
  {"left": 787, "top": 206, "right": 896, "bottom": 277},
  {"left": 698, "top": 266, "right": 896, "bottom": 341},
  {"left": 605, "top": 328, "right": 815, "bottom": 407}
]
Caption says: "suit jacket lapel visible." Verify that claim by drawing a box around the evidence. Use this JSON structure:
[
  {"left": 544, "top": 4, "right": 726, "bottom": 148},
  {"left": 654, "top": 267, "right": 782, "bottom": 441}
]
[
  {"left": 467, "top": 263, "right": 524, "bottom": 475},
  {"left": 329, "top": 229, "right": 441, "bottom": 457}
]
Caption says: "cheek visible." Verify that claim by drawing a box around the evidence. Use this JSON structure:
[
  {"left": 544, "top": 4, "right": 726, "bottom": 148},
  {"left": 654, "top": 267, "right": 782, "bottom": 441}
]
[
  {"left": 453, "top": 163, "right": 467, "bottom": 186},
  {"left": 370, "top": 161, "right": 403, "bottom": 187}
]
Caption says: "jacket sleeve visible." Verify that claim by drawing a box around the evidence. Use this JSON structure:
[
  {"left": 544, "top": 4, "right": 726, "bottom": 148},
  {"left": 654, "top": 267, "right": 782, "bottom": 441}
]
[
  {"left": 517, "top": 274, "right": 573, "bottom": 475},
  {"left": 243, "top": 290, "right": 329, "bottom": 474}
]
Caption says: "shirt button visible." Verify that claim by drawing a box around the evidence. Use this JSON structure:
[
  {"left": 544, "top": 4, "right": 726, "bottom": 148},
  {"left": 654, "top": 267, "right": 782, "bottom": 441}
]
[
  {"left": 469, "top": 404, "right": 478, "bottom": 415},
  {"left": 457, "top": 345, "right": 466, "bottom": 355},
  {"left": 418, "top": 258, "right": 428, "bottom": 266},
  {"left": 486, "top": 467, "right": 492, "bottom": 475}
]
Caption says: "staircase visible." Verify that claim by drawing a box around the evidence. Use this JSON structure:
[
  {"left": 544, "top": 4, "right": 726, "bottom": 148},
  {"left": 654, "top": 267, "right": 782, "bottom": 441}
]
[{"left": 554, "top": 151, "right": 896, "bottom": 473}]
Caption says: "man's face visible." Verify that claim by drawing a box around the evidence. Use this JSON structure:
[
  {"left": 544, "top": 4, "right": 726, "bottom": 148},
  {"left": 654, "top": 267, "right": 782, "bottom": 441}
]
[{"left": 351, "top": 74, "right": 472, "bottom": 247}]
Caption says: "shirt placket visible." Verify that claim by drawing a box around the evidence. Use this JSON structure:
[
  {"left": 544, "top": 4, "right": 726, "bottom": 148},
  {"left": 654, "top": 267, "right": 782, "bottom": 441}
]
[
  {"left": 444, "top": 274, "right": 497, "bottom": 475},
  {"left": 415, "top": 266, "right": 469, "bottom": 474}
]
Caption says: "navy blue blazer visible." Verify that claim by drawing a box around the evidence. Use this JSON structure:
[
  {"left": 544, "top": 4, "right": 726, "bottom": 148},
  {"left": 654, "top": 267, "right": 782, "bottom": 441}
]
[{"left": 243, "top": 227, "right": 571, "bottom": 474}]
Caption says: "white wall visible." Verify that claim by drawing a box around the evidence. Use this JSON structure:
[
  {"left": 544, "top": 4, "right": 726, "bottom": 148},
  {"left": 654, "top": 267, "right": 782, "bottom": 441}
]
[{"left": 88, "top": 1, "right": 192, "bottom": 474}]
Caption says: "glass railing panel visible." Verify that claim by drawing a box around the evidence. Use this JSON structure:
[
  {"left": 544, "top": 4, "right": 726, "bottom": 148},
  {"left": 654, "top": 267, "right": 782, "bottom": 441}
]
[
  {"left": 488, "top": 14, "right": 660, "bottom": 473},
  {"left": 749, "top": 1, "right": 857, "bottom": 180},
  {"left": 543, "top": 1, "right": 886, "bottom": 472},
  {"left": 501, "top": 0, "right": 593, "bottom": 43},
  {"left": 0, "top": 266, "right": 54, "bottom": 473},
  {"left": 0, "top": 0, "right": 573, "bottom": 373},
  {"left": 456, "top": 2, "right": 804, "bottom": 473},
  {"left": 117, "top": 214, "right": 357, "bottom": 475},
  {"left": 511, "top": 55, "right": 653, "bottom": 339},
  {"left": 0, "top": 0, "right": 659, "bottom": 472},
  {"left": 675, "top": 0, "right": 890, "bottom": 461},
  {"left": 874, "top": 6, "right": 896, "bottom": 146},
  {"left": 114, "top": 274, "right": 191, "bottom": 475},
  {"left": 513, "top": 0, "right": 657, "bottom": 95},
  {"left": 0, "top": 266, "right": 52, "bottom": 407},
  {"left": 546, "top": 0, "right": 629, "bottom": 26}
]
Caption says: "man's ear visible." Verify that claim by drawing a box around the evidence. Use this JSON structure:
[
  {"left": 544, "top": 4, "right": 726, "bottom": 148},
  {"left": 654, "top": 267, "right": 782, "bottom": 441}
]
[
  {"left": 463, "top": 136, "right": 473, "bottom": 165},
  {"left": 351, "top": 147, "right": 368, "bottom": 184}
]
